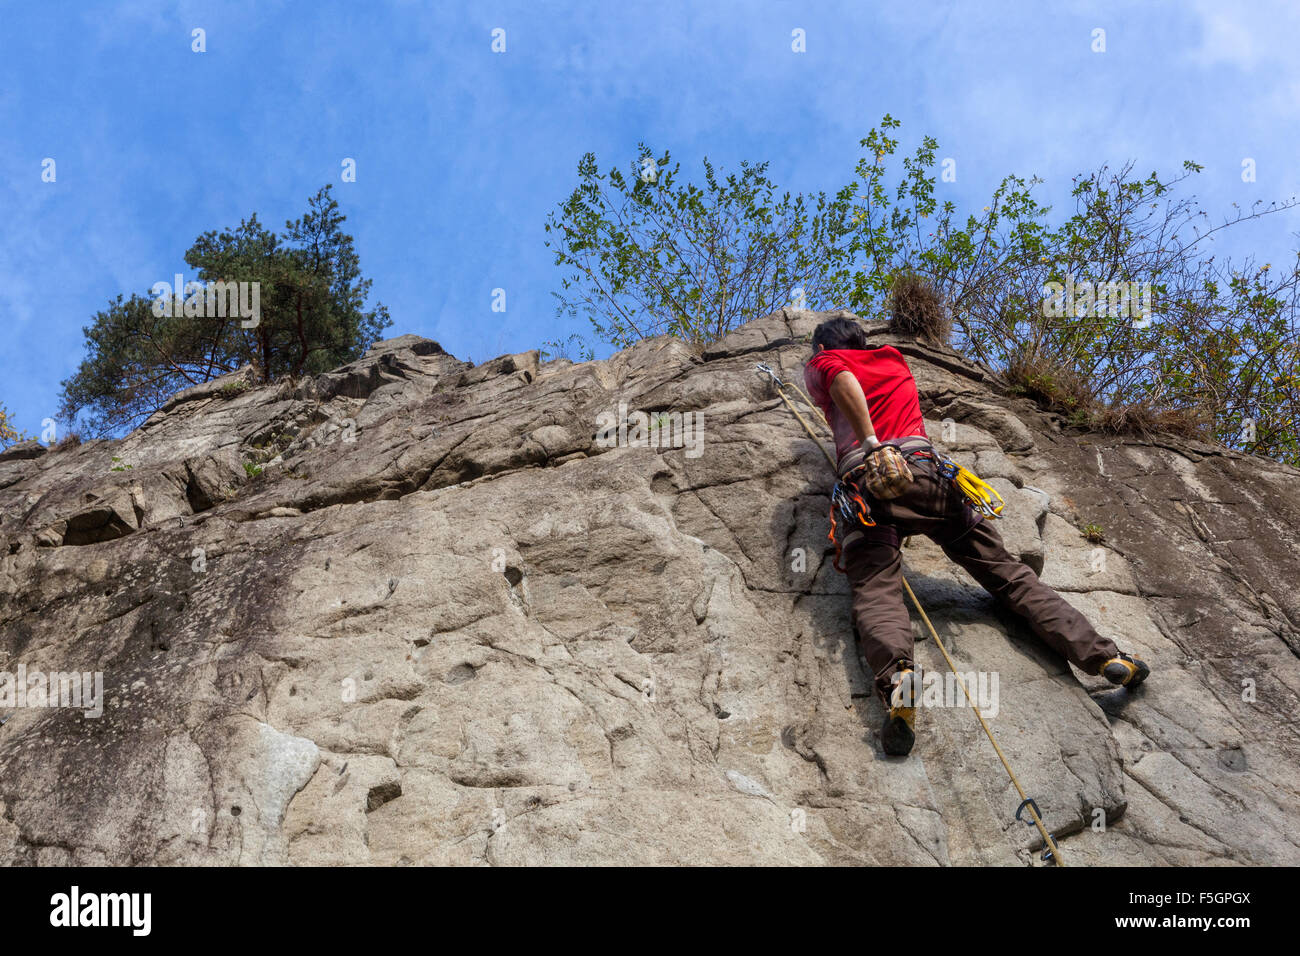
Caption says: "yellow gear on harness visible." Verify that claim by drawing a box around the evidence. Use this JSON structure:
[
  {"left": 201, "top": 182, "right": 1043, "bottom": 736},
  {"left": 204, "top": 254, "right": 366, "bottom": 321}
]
[{"left": 948, "top": 461, "right": 1005, "bottom": 519}]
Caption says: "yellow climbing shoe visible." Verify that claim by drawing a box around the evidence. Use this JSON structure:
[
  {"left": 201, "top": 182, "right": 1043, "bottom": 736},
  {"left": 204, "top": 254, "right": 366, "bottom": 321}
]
[
  {"left": 882, "top": 668, "right": 918, "bottom": 756},
  {"left": 1102, "top": 652, "right": 1150, "bottom": 688}
]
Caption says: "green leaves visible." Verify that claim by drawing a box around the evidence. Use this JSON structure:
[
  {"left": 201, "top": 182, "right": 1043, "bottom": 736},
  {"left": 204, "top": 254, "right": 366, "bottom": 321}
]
[
  {"left": 833, "top": 122, "right": 1299, "bottom": 465},
  {"left": 545, "top": 146, "right": 856, "bottom": 349},
  {"left": 547, "top": 117, "right": 1299, "bottom": 466},
  {"left": 59, "top": 185, "right": 391, "bottom": 438},
  {"left": 0, "top": 402, "right": 27, "bottom": 449}
]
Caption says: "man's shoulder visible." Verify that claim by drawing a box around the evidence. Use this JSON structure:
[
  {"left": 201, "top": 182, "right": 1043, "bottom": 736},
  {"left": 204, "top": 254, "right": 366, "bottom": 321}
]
[
  {"left": 864, "top": 343, "right": 903, "bottom": 358},
  {"left": 867, "top": 344, "right": 912, "bottom": 370}
]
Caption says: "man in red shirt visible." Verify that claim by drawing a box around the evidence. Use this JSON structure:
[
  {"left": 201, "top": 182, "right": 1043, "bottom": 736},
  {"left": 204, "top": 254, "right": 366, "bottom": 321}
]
[{"left": 804, "top": 316, "right": 1150, "bottom": 756}]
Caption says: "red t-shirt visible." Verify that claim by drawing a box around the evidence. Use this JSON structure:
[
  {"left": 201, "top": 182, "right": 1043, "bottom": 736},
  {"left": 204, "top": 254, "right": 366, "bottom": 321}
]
[{"left": 804, "top": 346, "right": 928, "bottom": 462}]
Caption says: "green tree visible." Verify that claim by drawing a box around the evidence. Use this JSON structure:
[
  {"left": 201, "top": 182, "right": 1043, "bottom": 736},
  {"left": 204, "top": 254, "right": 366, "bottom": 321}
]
[
  {"left": 842, "top": 116, "right": 1298, "bottom": 463},
  {"left": 545, "top": 146, "right": 856, "bottom": 350},
  {"left": 1, "top": 401, "right": 28, "bottom": 449},
  {"left": 59, "top": 186, "right": 390, "bottom": 436},
  {"left": 547, "top": 117, "right": 1300, "bottom": 466}
]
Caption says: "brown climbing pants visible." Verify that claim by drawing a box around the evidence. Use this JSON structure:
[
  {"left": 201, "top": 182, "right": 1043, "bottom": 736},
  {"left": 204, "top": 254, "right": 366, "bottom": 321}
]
[{"left": 840, "top": 438, "right": 1119, "bottom": 703}]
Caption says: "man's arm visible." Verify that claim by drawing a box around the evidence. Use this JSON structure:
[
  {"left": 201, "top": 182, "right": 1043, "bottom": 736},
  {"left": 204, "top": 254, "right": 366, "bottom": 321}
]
[{"left": 828, "top": 370, "right": 881, "bottom": 449}]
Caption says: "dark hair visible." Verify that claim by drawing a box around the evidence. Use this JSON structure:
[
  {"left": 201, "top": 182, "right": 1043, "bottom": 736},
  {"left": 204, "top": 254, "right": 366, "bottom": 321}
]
[{"left": 811, "top": 316, "right": 870, "bottom": 352}]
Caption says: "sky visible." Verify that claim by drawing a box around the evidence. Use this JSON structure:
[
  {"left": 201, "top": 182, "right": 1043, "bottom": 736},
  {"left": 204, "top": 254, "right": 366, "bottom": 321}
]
[{"left": 3, "top": 0, "right": 1300, "bottom": 438}]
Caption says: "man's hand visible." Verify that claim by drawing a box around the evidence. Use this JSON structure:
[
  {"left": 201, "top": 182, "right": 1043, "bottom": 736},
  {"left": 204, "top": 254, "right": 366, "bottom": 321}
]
[{"left": 838, "top": 436, "right": 885, "bottom": 478}]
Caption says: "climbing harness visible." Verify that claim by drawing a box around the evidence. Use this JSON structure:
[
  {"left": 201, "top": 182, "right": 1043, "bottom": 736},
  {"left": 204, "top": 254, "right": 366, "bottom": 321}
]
[{"left": 755, "top": 361, "right": 1065, "bottom": 867}]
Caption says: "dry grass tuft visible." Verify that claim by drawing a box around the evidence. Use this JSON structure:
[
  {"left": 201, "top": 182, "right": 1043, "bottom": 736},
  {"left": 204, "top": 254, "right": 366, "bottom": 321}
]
[
  {"left": 1004, "top": 349, "right": 1211, "bottom": 442},
  {"left": 1004, "top": 352, "right": 1094, "bottom": 419},
  {"left": 1093, "top": 402, "right": 1211, "bottom": 441},
  {"left": 887, "top": 272, "right": 951, "bottom": 348}
]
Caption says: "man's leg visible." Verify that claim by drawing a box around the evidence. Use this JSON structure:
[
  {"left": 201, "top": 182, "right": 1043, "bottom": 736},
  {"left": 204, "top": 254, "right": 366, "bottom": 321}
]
[
  {"left": 933, "top": 519, "right": 1118, "bottom": 674},
  {"left": 841, "top": 537, "right": 915, "bottom": 703}
]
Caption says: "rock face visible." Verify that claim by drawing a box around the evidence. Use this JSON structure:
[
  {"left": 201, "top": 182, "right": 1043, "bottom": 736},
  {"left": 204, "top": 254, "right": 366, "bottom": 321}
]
[{"left": 1, "top": 310, "right": 1298, "bottom": 866}]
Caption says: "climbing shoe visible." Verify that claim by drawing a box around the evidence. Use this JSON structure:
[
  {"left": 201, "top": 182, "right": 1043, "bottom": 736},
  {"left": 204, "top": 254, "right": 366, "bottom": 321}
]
[
  {"left": 1102, "top": 652, "right": 1150, "bottom": 688},
  {"left": 881, "top": 668, "right": 918, "bottom": 756}
]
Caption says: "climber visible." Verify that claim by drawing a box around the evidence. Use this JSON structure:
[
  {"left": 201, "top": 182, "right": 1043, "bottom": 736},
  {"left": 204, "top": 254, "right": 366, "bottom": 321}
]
[{"left": 804, "top": 315, "right": 1150, "bottom": 757}]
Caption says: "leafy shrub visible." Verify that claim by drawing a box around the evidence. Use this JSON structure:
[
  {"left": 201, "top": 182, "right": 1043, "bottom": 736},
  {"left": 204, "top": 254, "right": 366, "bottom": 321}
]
[{"left": 548, "top": 116, "right": 1300, "bottom": 465}]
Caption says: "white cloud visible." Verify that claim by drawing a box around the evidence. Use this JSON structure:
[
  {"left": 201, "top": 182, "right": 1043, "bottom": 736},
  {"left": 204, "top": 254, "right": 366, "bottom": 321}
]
[{"left": 1184, "top": 0, "right": 1300, "bottom": 71}]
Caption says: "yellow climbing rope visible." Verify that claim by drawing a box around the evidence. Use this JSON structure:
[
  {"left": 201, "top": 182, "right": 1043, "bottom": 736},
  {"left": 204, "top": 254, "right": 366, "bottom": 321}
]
[{"left": 757, "top": 362, "right": 1065, "bottom": 867}]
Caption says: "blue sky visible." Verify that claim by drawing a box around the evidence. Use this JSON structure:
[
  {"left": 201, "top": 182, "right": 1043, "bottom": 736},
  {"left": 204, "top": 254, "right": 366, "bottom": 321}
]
[{"left": 3, "top": 0, "right": 1299, "bottom": 438}]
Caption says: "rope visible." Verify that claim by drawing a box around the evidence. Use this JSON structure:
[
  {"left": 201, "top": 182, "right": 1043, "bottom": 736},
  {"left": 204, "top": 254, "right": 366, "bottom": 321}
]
[
  {"left": 756, "top": 363, "right": 836, "bottom": 469},
  {"left": 757, "top": 361, "right": 1065, "bottom": 867}
]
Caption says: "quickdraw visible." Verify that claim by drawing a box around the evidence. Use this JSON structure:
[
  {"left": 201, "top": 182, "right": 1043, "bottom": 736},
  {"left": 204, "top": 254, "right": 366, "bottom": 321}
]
[
  {"left": 1016, "top": 798, "right": 1058, "bottom": 864},
  {"left": 828, "top": 477, "right": 875, "bottom": 572},
  {"left": 904, "top": 448, "right": 1006, "bottom": 520}
]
